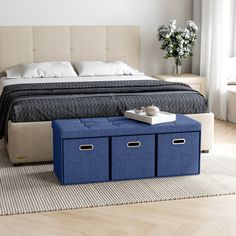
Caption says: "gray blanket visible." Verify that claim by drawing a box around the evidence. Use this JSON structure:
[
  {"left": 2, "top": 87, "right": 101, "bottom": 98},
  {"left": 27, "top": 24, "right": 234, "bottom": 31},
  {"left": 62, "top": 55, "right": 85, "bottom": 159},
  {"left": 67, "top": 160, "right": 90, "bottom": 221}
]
[{"left": 0, "top": 80, "right": 208, "bottom": 137}]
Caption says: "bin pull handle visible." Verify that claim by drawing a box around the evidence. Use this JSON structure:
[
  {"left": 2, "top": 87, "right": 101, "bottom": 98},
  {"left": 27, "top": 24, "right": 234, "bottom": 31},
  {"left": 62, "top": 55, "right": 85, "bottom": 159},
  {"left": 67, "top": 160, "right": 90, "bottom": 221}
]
[
  {"left": 172, "top": 138, "right": 186, "bottom": 145},
  {"left": 79, "top": 144, "right": 94, "bottom": 151},
  {"left": 127, "top": 141, "right": 141, "bottom": 148}
]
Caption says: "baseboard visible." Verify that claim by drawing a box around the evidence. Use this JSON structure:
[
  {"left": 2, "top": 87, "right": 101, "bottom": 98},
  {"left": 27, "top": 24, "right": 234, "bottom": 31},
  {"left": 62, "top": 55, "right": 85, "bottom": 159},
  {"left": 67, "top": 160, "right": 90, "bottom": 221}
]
[{"left": 227, "top": 114, "right": 236, "bottom": 124}]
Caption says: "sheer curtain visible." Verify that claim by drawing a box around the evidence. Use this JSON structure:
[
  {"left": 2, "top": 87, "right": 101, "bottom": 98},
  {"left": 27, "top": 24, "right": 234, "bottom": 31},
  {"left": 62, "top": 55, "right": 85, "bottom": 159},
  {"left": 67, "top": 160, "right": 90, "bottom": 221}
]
[{"left": 200, "top": 0, "right": 235, "bottom": 120}]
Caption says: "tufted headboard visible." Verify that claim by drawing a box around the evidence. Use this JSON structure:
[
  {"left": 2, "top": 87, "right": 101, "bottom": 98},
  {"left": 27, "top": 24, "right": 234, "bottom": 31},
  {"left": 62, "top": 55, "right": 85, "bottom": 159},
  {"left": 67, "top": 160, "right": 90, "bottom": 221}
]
[{"left": 0, "top": 26, "right": 140, "bottom": 77}]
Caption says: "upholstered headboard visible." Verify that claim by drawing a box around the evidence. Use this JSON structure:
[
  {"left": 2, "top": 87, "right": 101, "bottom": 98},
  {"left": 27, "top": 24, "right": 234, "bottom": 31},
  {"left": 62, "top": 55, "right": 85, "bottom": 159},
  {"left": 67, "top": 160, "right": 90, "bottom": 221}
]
[{"left": 0, "top": 26, "right": 140, "bottom": 76}]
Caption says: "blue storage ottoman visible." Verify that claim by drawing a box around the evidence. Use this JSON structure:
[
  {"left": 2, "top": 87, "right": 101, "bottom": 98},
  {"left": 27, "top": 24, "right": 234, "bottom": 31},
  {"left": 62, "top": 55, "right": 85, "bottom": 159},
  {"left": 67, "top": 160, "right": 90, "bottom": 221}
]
[{"left": 52, "top": 115, "right": 201, "bottom": 185}]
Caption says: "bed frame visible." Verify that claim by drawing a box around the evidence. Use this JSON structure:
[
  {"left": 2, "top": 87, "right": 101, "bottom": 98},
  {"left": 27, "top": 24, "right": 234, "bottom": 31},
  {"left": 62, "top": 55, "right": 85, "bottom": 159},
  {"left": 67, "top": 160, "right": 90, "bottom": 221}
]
[{"left": 0, "top": 26, "right": 214, "bottom": 163}]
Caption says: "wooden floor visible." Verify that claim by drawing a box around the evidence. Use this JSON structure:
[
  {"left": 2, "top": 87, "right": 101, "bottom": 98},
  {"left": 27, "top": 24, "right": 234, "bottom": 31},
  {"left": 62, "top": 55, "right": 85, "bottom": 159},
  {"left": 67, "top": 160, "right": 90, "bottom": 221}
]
[{"left": 1, "top": 119, "right": 236, "bottom": 236}]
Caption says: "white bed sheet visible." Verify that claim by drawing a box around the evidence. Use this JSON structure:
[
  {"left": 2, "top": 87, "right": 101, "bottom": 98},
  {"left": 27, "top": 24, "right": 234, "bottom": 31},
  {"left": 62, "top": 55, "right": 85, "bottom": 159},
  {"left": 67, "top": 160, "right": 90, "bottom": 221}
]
[{"left": 0, "top": 75, "right": 156, "bottom": 95}]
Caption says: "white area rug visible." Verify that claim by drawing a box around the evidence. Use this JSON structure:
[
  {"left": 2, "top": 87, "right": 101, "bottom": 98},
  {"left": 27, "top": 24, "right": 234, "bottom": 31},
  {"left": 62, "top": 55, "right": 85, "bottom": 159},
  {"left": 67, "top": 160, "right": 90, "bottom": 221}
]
[{"left": 0, "top": 142, "right": 236, "bottom": 216}]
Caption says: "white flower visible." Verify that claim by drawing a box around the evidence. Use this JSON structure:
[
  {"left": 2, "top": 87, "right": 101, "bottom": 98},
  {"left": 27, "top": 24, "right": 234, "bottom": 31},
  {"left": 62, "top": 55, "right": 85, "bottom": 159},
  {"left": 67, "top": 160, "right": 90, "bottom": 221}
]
[
  {"left": 157, "top": 19, "right": 198, "bottom": 63},
  {"left": 186, "top": 20, "right": 199, "bottom": 31},
  {"left": 170, "top": 19, "right": 176, "bottom": 25}
]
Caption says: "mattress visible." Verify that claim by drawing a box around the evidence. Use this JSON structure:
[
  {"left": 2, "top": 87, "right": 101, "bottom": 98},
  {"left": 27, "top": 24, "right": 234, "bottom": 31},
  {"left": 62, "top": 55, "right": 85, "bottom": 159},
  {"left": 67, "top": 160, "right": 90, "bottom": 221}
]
[{"left": 0, "top": 75, "right": 208, "bottom": 138}]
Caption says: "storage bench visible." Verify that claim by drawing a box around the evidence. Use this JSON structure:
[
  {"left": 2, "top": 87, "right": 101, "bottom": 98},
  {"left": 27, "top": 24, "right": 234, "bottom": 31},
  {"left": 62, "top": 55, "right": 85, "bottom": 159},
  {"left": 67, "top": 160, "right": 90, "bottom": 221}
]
[{"left": 52, "top": 115, "right": 201, "bottom": 185}]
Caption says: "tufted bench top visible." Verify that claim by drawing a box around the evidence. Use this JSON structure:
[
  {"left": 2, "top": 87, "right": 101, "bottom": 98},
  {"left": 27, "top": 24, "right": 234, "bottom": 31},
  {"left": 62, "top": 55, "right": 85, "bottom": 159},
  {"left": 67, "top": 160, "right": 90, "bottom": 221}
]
[{"left": 52, "top": 115, "right": 201, "bottom": 139}]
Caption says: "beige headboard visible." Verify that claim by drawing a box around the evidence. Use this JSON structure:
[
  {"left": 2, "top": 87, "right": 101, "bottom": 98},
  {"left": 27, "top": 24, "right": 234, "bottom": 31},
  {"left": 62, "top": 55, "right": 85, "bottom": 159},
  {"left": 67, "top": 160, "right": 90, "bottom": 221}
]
[{"left": 0, "top": 26, "right": 140, "bottom": 76}]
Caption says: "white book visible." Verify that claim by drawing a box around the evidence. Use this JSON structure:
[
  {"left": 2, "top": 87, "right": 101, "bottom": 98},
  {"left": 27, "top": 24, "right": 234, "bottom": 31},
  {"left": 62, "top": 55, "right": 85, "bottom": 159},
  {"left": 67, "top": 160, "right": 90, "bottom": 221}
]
[{"left": 125, "top": 110, "right": 176, "bottom": 125}]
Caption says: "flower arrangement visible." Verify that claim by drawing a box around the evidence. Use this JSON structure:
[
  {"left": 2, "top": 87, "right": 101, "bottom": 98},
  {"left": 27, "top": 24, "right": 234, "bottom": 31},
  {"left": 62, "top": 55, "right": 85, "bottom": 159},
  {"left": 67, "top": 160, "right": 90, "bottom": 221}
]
[{"left": 158, "top": 20, "right": 198, "bottom": 74}]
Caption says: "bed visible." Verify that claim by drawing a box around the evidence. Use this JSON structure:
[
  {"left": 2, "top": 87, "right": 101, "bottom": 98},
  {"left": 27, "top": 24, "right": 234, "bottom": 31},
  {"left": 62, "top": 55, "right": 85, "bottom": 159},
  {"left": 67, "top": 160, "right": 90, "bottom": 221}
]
[{"left": 0, "top": 26, "right": 214, "bottom": 164}]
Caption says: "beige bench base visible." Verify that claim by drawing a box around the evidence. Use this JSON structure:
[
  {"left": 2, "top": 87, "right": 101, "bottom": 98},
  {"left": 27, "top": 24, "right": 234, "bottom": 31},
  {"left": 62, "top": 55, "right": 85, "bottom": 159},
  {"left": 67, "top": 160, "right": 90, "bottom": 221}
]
[
  {"left": 6, "top": 121, "right": 52, "bottom": 164},
  {"left": 6, "top": 113, "right": 214, "bottom": 164}
]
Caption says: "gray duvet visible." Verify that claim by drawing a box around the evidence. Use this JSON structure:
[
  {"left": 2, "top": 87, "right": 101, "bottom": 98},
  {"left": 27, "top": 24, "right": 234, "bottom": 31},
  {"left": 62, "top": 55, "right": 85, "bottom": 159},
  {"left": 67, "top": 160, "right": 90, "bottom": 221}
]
[{"left": 0, "top": 80, "right": 208, "bottom": 137}]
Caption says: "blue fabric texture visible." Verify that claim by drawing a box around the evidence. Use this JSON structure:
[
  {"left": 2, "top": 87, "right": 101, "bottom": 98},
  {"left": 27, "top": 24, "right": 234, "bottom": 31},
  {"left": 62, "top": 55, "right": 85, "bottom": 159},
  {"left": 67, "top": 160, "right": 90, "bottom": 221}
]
[
  {"left": 111, "top": 135, "right": 155, "bottom": 180},
  {"left": 52, "top": 115, "right": 201, "bottom": 139},
  {"left": 63, "top": 138, "right": 109, "bottom": 184},
  {"left": 53, "top": 132, "right": 64, "bottom": 183},
  {"left": 157, "top": 132, "right": 201, "bottom": 177},
  {"left": 53, "top": 115, "right": 201, "bottom": 184}
]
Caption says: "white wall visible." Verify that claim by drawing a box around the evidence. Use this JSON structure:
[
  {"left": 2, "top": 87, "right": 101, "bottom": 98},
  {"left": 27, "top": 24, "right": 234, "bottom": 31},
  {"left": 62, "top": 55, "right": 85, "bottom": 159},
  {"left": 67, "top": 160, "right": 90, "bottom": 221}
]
[{"left": 0, "top": 0, "right": 193, "bottom": 75}]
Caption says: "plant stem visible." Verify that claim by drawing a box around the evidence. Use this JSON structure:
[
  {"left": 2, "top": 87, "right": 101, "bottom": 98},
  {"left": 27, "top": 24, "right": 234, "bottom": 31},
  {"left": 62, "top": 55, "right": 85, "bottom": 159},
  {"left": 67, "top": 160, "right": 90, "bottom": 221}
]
[{"left": 174, "top": 57, "right": 182, "bottom": 67}]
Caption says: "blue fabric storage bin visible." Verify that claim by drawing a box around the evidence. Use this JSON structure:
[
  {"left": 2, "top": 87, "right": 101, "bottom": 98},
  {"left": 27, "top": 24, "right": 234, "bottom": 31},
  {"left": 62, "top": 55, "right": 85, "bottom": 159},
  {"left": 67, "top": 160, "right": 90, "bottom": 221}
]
[
  {"left": 157, "top": 132, "right": 201, "bottom": 177},
  {"left": 57, "top": 137, "right": 109, "bottom": 184},
  {"left": 111, "top": 135, "right": 155, "bottom": 180}
]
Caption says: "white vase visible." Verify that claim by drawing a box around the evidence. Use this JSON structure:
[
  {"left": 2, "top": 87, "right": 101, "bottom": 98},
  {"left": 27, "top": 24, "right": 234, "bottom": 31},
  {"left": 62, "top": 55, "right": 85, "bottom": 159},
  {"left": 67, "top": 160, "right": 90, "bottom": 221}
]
[
  {"left": 173, "top": 57, "right": 182, "bottom": 75},
  {"left": 174, "top": 64, "right": 182, "bottom": 75}
]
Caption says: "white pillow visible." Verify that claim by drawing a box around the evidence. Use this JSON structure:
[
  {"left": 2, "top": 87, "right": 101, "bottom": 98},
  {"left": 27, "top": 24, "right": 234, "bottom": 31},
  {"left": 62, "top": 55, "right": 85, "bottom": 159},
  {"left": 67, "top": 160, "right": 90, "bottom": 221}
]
[
  {"left": 75, "top": 61, "right": 143, "bottom": 77},
  {"left": 6, "top": 61, "right": 77, "bottom": 79},
  {"left": 6, "top": 66, "right": 21, "bottom": 79}
]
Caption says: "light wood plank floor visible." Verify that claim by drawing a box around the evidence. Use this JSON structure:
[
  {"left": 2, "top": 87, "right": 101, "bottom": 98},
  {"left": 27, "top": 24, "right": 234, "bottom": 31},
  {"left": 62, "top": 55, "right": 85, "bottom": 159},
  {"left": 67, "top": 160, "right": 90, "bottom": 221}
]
[{"left": 1, "top": 119, "right": 236, "bottom": 236}]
